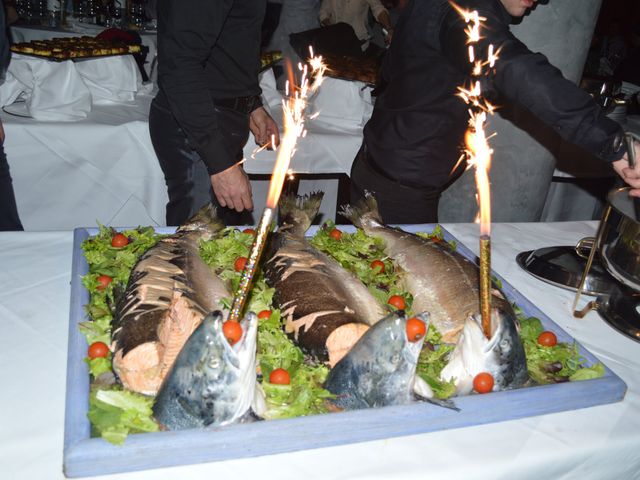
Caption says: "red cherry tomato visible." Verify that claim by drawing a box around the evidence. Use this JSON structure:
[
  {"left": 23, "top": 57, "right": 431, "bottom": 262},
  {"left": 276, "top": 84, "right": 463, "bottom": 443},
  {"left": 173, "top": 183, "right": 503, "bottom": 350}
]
[
  {"left": 370, "top": 259, "right": 385, "bottom": 273},
  {"left": 257, "top": 310, "right": 272, "bottom": 319},
  {"left": 269, "top": 368, "right": 291, "bottom": 385},
  {"left": 96, "top": 274, "right": 113, "bottom": 291},
  {"left": 538, "top": 331, "right": 558, "bottom": 347},
  {"left": 234, "top": 256, "right": 248, "bottom": 272},
  {"left": 88, "top": 341, "right": 109, "bottom": 359},
  {"left": 329, "top": 228, "right": 342, "bottom": 240},
  {"left": 473, "top": 372, "right": 494, "bottom": 394},
  {"left": 406, "top": 317, "right": 427, "bottom": 342},
  {"left": 242, "top": 228, "right": 256, "bottom": 235},
  {"left": 111, "top": 233, "right": 129, "bottom": 248},
  {"left": 222, "top": 321, "right": 243, "bottom": 345},
  {"left": 387, "top": 295, "right": 406, "bottom": 310}
]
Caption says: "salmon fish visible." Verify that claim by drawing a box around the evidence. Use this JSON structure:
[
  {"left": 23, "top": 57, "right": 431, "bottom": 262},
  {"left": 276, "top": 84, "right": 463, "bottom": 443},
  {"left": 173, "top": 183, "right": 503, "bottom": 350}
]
[
  {"left": 152, "top": 311, "right": 263, "bottom": 430},
  {"left": 440, "top": 310, "right": 528, "bottom": 394},
  {"left": 341, "top": 193, "right": 515, "bottom": 344},
  {"left": 111, "top": 205, "right": 230, "bottom": 395},
  {"left": 264, "top": 193, "right": 386, "bottom": 366},
  {"left": 324, "top": 311, "right": 428, "bottom": 409}
]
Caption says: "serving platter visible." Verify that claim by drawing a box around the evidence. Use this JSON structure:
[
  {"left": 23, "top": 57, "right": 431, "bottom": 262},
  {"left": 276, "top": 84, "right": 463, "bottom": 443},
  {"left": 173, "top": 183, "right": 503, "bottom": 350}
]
[{"left": 63, "top": 225, "right": 627, "bottom": 478}]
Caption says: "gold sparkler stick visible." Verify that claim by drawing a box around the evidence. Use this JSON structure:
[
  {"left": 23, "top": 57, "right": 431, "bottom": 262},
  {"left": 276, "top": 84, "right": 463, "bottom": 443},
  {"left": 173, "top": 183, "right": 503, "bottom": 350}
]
[
  {"left": 479, "top": 235, "right": 492, "bottom": 338},
  {"left": 228, "top": 207, "right": 275, "bottom": 323},
  {"left": 453, "top": 1, "right": 495, "bottom": 339}
]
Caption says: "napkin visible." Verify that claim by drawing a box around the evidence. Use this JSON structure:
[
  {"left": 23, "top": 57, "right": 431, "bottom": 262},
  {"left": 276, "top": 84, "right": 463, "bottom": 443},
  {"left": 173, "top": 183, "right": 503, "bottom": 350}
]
[
  {"left": 3, "top": 54, "right": 92, "bottom": 121},
  {"left": 74, "top": 55, "right": 141, "bottom": 104}
]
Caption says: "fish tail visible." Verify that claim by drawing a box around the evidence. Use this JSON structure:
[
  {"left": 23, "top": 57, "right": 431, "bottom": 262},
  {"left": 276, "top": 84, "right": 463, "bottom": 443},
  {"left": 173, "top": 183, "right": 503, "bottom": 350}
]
[
  {"left": 177, "top": 203, "right": 225, "bottom": 234},
  {"left": 278, "top": 192, "right": 324, "bottom": 235},
  {"left": 339, "top": 191, "right": 383, "bottom": 229}
]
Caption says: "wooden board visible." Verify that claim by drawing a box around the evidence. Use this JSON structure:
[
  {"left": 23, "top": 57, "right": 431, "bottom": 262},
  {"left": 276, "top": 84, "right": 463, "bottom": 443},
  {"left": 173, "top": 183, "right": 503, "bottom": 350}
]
[{"left": 63, "top": 225, "right": 627, "bottom": 477}]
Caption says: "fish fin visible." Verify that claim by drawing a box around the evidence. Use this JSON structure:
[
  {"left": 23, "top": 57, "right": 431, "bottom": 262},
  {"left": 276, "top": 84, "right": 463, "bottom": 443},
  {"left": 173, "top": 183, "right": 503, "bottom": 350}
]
[
  {"left": 278, "top": 192, "right": 324, "bottom": 234},
  {"left": 177, "top": 203, "right": 225, "bottom": 233},
  {"left": 251, "top": 383, "right": 268, "bottom": 419},
  {"left": 339, "top": 191, "right": 382, "bottom": 228},
  {"left": 424, "top": 397, "right": 461, "bottom": 412}
]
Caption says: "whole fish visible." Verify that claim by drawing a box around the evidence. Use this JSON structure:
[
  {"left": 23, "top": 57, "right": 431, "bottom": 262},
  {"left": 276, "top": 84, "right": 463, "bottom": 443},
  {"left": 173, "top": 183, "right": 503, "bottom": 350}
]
[
  {"left": 264, "top": 192, "right": 386, "bottom": 366},
  {"left": 440, "top": 310, "right": 529, "bottom": 394},
  {"left": 342, "top": 193, "right": 510, "bottom": 344},
  {"left": 324, "top": 311, "right": 428, "bottom": 409},
  {"left": 111, "top": 204, "right": 230, "bottom": 395},
  {"left": 341, "top": 193, "right": 527, "bottom": 392},
  {"left": 153, "top": 311, "right": 263, "bottom": 430}
]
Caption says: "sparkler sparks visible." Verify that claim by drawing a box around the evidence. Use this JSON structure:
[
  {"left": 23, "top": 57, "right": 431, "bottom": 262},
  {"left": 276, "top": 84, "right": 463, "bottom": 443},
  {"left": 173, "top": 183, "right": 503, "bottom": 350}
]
[
  {"left": 453, "top": 1, "right": 497, "bottom": 339},
  {"left": 228, "top": 50, "right": 326, "bottom": 322}
]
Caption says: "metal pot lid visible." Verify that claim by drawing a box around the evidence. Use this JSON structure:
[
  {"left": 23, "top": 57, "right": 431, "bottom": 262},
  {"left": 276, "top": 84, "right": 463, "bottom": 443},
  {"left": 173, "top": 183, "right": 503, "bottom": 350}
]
[
  {"left": 516, "top": 245, "right": 616, "bottom": 297},
  {"left": 596, "top": 284, "right": 640, "bottom": 343}
]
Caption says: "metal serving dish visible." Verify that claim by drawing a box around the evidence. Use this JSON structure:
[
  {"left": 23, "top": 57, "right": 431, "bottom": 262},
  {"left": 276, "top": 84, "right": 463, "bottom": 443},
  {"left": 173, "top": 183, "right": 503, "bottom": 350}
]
[{"left": 516, "top": 246, "right": 615, "bottom": 296}]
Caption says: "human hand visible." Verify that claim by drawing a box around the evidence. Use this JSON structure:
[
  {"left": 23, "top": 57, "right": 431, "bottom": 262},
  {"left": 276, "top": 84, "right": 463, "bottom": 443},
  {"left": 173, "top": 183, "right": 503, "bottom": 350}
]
[
  {"left": 210, "top": 163, "right": 253, "bottom": 212},
  {"left": 384, "top": 28, "right": 394, "bottom": 45},
  {"left": 250, "top": 106, "right": 280, "bottom": 149},
  {"left": 612, "top": 139, "right": 640, "bottom": 196}
]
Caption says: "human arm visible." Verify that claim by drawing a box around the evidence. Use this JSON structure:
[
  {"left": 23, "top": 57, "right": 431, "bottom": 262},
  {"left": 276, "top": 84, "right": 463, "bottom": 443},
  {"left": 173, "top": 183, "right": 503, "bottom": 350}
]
[{"left": 440, "top": 3, "right": 626, "bottom": 164}]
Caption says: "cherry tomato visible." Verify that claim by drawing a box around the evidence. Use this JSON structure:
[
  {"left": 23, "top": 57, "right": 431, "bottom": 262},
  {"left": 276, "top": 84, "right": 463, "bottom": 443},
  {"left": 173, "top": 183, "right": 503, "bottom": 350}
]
[
  {"left": 111, "top": 233, "right": 129, "bottom": 248},
  {"left": 222, "top": 321, "right": 243, "bottom": 345},
  {"left": 96, "top": 274, "right": 113, "bottom": 291},
  {"left": 538, "top": 331, "right": 558, "bottom": 347},
  {"left": 473, "top": 372, "right": 494, "bottom": 394},
  {"left": 257, "top": 310, "right": 272, "bottom": 319},
  {"left": 406, "top": 317, "right": 427, "bottom": 342},
  {"left": 329, "top": 228, "right": 342, "bottom": 240},
  {"left": 242, "top": 228, "right": 256, "bottom": 235},
  {"left": 234, "top": 256, "right": 248, "bottom": 272},
  {"left": 370, "top": 259, "right": 385, "bottom": 273},
  {"left": 88, "top": 341, "right": 109, "bottom": 359},
  {"left": 387, "top": 295, "right": 406, "bottom": 310},
  {"left": 269, "top": 368, "right": 291, "bottom": 385}
]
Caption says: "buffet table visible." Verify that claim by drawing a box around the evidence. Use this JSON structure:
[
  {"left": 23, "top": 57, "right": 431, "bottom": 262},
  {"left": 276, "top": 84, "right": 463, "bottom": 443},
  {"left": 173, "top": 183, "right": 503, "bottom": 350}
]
[
  {"left": 2, "top": 71, "right": 370, "bottom": 230},
  {"left": 1, "top": 221, "right": 639, "bottom": 479}
]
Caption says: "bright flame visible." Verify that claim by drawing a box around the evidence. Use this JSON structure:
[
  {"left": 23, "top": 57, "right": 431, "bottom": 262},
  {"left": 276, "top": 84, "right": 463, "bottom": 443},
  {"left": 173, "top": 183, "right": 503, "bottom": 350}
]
[
  {"left": 265, "top": 50, "right": 326, "bottom": 209},
  {"left": 452, "top": 2, "right": 497, "bottom": 236}
]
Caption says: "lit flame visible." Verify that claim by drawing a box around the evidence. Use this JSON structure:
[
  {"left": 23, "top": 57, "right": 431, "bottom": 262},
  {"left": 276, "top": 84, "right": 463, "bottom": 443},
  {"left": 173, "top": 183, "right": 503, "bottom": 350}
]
[
  {"left": 265, "top": 50, "right": 326, "bottom": 209},
  {"left": 453, "top": 2, "right": 497, "bottom": 236}
]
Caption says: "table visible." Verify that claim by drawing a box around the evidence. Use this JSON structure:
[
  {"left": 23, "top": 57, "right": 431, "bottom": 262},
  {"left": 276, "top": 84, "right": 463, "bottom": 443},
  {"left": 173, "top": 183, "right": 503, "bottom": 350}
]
[
  {"left": 10, "top": 23, "right": 158, "bottom": 77},
  {"left": 2, "top": 71, "right": 370, "bottom": 230},
  {"left": 1, "top": 221, "right": 638, "bottom": 479}
]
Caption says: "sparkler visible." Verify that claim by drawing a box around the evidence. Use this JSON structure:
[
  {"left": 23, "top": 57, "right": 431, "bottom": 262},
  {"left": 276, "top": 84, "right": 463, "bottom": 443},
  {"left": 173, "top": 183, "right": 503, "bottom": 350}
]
[
  {"left": 452, "top": 1, "right": 496, "bottom": 339},
  {"left": 228, "top": 51, "right": 326, "bottom": 323}
]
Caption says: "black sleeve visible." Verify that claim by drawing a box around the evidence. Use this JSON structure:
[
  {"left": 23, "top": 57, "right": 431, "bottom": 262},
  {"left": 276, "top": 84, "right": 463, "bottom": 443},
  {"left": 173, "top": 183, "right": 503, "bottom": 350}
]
[
  {"left": 0, "top": 0, "right": 10, "bottom": 80},
  {"left": 440, "top": 6, "right": 625, "bottom": 162},
  {"left": 156, "top": 0, "right": 237, "bottom": 175}
]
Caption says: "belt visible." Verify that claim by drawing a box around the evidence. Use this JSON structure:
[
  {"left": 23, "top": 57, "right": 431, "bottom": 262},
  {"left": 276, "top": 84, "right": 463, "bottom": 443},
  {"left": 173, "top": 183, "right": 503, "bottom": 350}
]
[{"left": 212, "top": 94, "right": 263, "bottom": 115}]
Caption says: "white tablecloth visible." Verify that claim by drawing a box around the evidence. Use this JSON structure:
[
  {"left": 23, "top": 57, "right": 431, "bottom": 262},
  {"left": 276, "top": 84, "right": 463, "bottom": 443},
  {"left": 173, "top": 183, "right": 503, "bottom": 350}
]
[
  {"left": 1, "top": 221, "right": 639, "bottom": 479},
  {"left": 2, "top": 71, "right": 368, "bottom": 230}
]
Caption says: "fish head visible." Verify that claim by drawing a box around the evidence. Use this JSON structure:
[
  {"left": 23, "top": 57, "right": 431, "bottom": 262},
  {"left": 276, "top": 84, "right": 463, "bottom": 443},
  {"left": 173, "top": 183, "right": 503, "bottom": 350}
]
[
  {"left": 440, "top": 307, "right": 527, "bottom": 395},
  {"left": 175, "top": 203, "right": 225, "bottom": 240}
]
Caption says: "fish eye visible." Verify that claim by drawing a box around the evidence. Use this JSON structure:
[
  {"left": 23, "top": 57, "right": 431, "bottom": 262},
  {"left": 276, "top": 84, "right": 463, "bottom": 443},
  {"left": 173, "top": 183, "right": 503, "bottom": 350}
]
[
  {"left": 208, "top": 358, "right": 220, "bottom": 369},
  {"left": 391, "top": 353, "right": 400, "bottom": 364},
  {"left": 500, "top": 339, "right": 510, "bottom": 349}
]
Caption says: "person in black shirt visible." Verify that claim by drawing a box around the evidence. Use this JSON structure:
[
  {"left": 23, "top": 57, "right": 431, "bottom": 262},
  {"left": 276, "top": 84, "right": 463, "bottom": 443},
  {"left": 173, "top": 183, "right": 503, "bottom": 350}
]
[
  {"left": 0, "top": 0, "right": 23, "bottom": 231},
  {"left": 150, "top": 0, "right": 279, "bottom": 226},
  {"left": 351, "top": 0, "right": 640, "bottom": 223}
]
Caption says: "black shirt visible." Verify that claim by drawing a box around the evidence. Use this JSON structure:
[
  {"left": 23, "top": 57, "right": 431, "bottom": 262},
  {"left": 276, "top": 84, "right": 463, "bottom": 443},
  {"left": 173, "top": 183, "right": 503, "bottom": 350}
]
[
  {"left": 364, "top": 0, "right": 625, "bottom": 190},
  {"left": 155, "top": 0, "right": 265, "bottom": 174}
]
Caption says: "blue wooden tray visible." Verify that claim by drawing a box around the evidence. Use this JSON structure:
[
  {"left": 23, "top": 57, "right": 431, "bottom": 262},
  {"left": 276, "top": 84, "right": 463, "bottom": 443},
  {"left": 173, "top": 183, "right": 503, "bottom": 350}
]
[{"left": 63, "top": 225, "right": 627, "bottom": 477}]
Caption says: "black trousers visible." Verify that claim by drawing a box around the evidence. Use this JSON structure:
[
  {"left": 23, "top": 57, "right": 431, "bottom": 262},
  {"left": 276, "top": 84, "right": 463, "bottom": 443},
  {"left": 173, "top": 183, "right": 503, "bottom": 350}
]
[
  {"left": 349, "top": 142, "right": 441, "bottom": 224},
  {"left": 0, "top": 142, "right": 23, "bottom": 231},
  {"left": 149, "top": 98, "right": 253, "bottom": 227}
]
